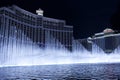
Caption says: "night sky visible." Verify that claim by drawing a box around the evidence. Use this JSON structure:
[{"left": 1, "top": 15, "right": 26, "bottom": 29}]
[{"left": 0, "top": 0, "right": 119, "bottom": 39}]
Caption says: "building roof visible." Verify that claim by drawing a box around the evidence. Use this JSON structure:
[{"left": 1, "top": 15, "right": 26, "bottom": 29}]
[{"left": 103, "top": 28, "right": 114, "bottom": 33}]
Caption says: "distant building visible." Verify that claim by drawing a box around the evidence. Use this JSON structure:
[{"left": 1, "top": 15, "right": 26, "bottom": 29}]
[{"left": 88, "top": 28, "right": 120, "bottom": 53}]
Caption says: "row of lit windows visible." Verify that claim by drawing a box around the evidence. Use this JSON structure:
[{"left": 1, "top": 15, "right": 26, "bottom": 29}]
[
  {"left": 43, "top": 20, "right": 65, "bottom": 27},
  {"left": 15, "top": 9, "right": 36, "bottom": 21},
  {"left": 0, "top": 9, "right": 37, "bottom": 26},
  {"left": 37, "top": 17, "right": 42, "bottom": 26},
  {"left": 46, "top": 30, "right": 72, "bottom": 45},
  {"left": 0, "top": 9, "right": 73, "bottom": 32},
  {"left": 43, "top": 20, "right": 72, "bottom": 31},
  {"left": 44, "top": 25, "right": 73, "bottom": 31}
]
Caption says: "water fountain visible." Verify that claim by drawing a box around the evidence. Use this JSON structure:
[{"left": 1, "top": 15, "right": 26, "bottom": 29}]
[
  {"left": 0, "top": 26, "right": 120, "bottom": 67},
  {"left": 0, "top": 5, "right": 120, "bottom": 67}
]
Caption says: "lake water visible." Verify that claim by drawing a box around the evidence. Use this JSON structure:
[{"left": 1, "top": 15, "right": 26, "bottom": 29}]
[{"left": 0, "top": 63, "right": 120, "bottom": 80}]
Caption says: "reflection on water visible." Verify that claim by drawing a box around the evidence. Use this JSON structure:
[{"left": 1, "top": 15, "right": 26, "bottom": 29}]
[{"left": 0, "top": 63, "right": 120, "bottom": 80}]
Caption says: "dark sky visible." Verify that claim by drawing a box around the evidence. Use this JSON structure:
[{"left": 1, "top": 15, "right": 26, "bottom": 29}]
[{"left": 0, "top": 0, "right": 119, "bottom": 39}]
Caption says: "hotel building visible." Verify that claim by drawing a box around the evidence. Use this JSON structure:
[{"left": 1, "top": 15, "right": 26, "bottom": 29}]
[{"left": 0, "top": 5, "right": 73, "bottom": 51}]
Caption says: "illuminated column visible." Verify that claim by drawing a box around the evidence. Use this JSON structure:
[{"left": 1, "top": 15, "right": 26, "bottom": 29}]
[
  {"left": 39, "top": 28, "right": 41, "bottom": 47},
  {"left": 31, "top": 27, "right": 33, "bottom": 53},
  {"left": 37, "top": 28, "right": 38, "bottom": 46},
  {"left": 61, "top": 32, "right": 63, "bottom": 50},
  {"left": 56, "top": 31, "right": 58, "bottom": 49},
  {"left": 65, "top": 32, "right": 67, "bottom": 52},
  {"left": 7, "top": 19, "right": 10, "bottom": 62},
  {"left": 59, "top": 31, "right": 62, "bottom": 49},
  {"left": 1, "top": 16, "right": 5, "bottom": 63},
  {"left": 38, "top": 28, "right": 39, "bottom": 47},
  {"left": 4, "top": 18, "right": 9, "bottom": 62},
  {"left": 41, "top": 28, "right": 43, "bottom": 48},
  {"left": 62, "top": 32, "right": 64, "bottom": 50}
]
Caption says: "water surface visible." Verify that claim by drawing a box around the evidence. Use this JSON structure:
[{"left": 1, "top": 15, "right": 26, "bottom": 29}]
[{"left": 0, "top": 63, "right": 120, "bottom": 80}]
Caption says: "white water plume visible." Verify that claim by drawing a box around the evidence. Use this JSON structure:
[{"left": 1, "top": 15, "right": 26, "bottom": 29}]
[{"left": 0, "top": 26, "right": 120, "bottom": 67}]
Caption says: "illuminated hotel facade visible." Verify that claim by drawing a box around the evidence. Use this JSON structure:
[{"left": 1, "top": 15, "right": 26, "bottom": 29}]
[{"left": 0, "top": 5, "right": 73, "bottom": 51}]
